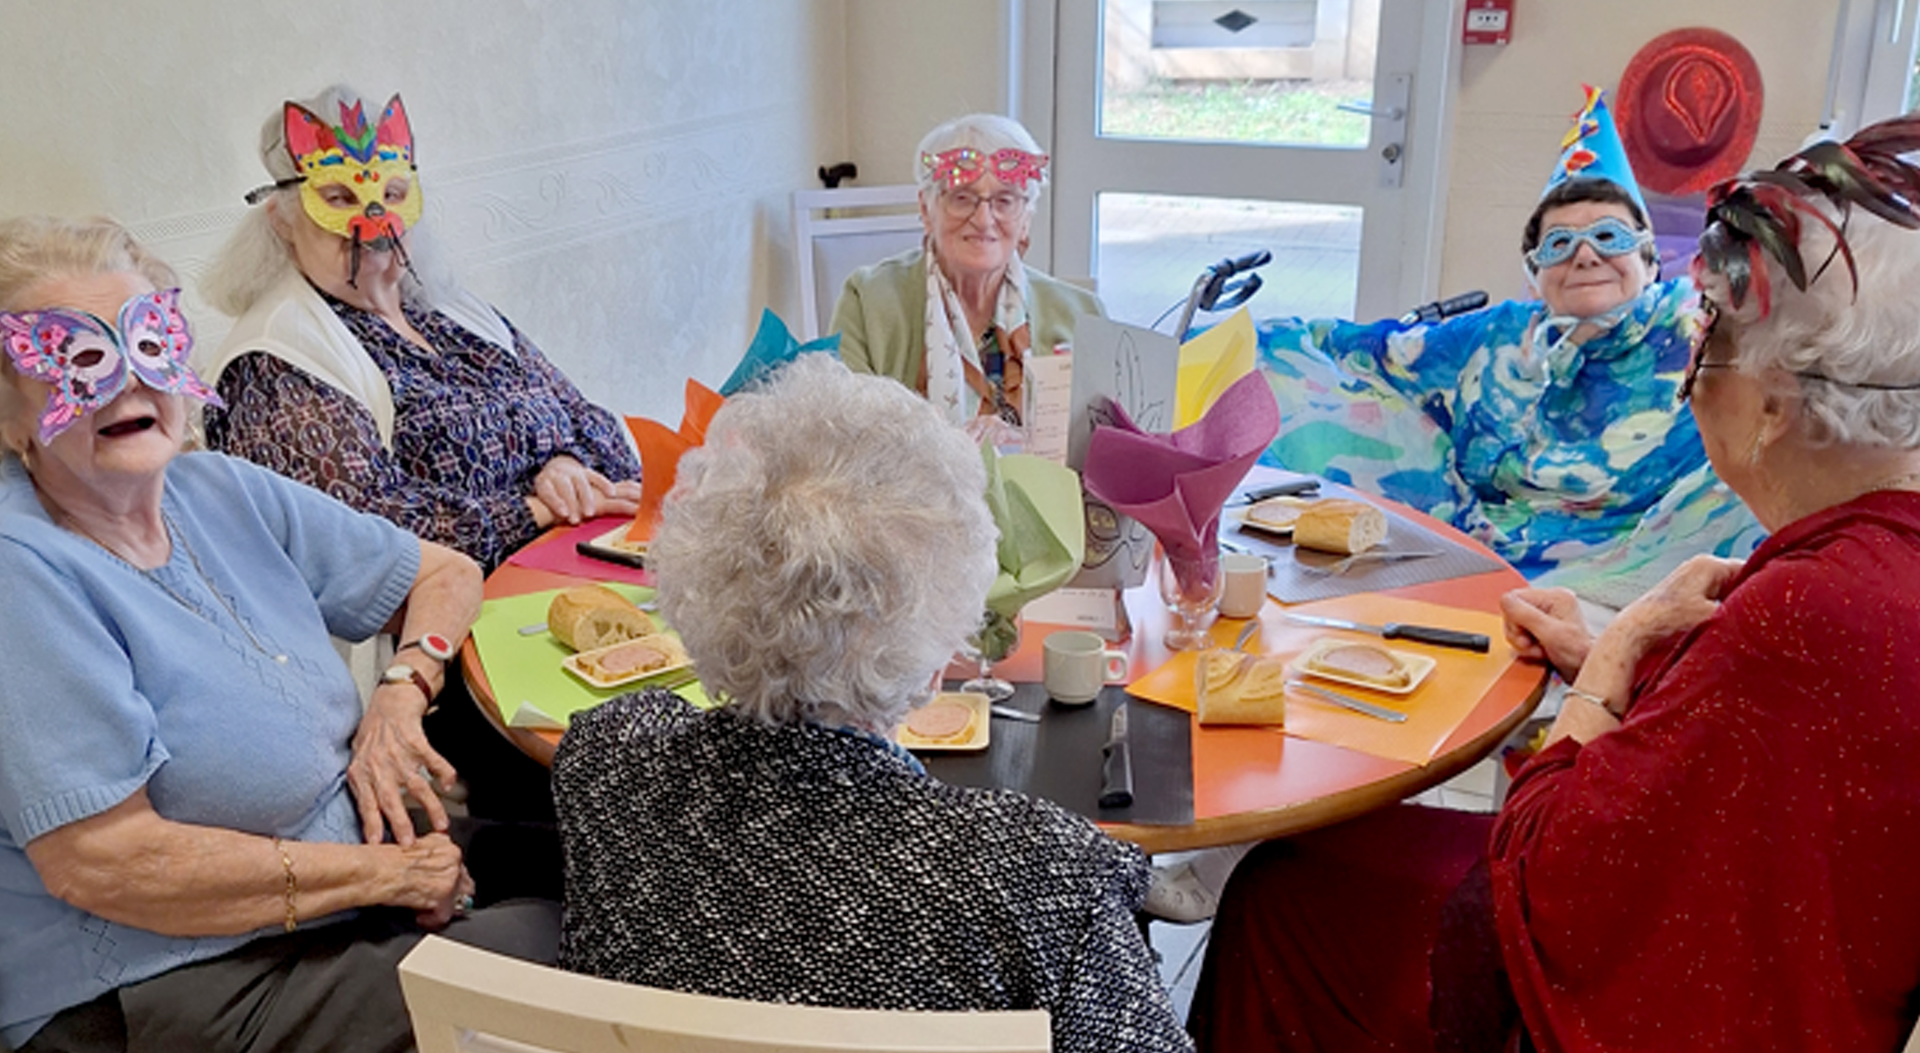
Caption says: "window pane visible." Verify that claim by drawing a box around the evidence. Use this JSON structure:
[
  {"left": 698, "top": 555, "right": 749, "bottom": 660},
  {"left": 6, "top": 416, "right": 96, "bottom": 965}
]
[
  {"left": 1095, "top": 193, "right": 1361, "bottom": 329},
  {"left": 1100, "top": 0, "right": 1377, "bottom": 147}
]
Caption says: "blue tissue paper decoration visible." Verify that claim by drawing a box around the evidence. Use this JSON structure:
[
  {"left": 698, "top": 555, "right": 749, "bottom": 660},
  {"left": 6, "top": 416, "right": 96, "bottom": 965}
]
[{"left": 720, "top": 309, "right": 841, "bottom": 396}]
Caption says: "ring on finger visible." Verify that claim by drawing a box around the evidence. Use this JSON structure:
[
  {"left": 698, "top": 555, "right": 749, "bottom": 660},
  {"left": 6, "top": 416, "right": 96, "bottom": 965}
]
[{"left": 454, "top": 893, "right": 474, "bottom": 916}]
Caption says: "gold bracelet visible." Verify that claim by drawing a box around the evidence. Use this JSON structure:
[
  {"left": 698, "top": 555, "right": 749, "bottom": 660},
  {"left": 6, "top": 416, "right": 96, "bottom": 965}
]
[
  {"left": 272, "top": 837, "right": 298, "bottom": 933},
  {"left": 1565, "top": 685, "right": 1620, "bottom": 719}
]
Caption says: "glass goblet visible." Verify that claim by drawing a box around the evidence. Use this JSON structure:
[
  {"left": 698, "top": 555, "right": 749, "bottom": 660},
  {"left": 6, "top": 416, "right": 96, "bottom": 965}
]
[
  {"left": 1159, "top": 552, "right": 1224, "bottom": 651},
  {"left": 960, "top": 609, "right": 1021, "bottom": 702}
]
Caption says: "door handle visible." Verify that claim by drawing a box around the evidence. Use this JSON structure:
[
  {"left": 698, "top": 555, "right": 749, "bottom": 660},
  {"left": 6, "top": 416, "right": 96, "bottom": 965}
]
[{"left": 1337, "top": 100, "right": 1407, "bottom": 121}]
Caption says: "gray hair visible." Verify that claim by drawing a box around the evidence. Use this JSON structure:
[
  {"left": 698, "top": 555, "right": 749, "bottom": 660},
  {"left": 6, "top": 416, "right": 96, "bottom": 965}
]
[
  {"left": 647, "top": 354, "right": 998, "bottom": 730},
  {"left": 1723, "top": 208, "right": 1920, "bottom": 448},
  {"left": 0, "top": 216, "right": 181, "bottom": 449},
  {"left": 201, "top": 84, "right": 454, "bottom": 317},
  {"left": 914, "top": 113, "right": 1049, "bottom": 205}
]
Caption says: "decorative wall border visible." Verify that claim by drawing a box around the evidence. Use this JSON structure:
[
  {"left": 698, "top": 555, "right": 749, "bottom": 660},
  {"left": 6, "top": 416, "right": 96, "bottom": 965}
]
[{"left": 129, "top": 103, "right": 795, "bottom": 276}]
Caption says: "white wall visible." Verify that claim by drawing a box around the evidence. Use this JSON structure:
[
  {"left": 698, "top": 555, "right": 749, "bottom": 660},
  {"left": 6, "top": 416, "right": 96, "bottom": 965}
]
[
  {"left": 0, "top": 0, "right": 847, "bottom": 424},
  {"left": 1442, "top": 2, "right": 1841, "bottom": 299},
  {"left": 843, "top": 0, "right": 1012, "bottom": 185}
]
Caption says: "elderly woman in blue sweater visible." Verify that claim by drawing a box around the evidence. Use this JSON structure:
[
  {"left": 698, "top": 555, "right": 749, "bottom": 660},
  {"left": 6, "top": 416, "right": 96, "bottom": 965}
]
[{"left": 0, "top": 217, "right": 555, "bottom": 1053}]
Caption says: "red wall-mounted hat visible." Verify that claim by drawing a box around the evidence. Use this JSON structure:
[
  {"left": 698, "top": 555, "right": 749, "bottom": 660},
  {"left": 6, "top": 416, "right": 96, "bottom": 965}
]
[{"left": 1615, "top": 27, "right": 1764, "bottom": 196}]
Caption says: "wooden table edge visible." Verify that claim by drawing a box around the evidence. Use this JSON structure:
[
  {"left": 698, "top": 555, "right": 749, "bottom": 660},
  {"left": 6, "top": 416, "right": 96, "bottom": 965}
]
[{"left": 1098, "top": 668, "right": 1547, "bottom": 853}]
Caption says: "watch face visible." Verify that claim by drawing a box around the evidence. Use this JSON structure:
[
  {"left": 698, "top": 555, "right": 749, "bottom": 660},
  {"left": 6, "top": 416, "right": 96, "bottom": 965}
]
[{"left": 381, "top": 665, "right": 414, "bottom": 684}]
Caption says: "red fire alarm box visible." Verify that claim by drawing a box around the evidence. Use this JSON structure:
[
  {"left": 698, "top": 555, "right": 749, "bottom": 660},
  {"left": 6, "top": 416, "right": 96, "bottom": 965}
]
[{"left": 1463, "top": 0, "right": 1512, "bottom": 45}]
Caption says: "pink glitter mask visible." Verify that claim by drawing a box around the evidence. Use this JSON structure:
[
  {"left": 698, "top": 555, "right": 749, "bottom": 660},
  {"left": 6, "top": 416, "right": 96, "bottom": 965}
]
[
  {"left": 920, "top": 147, "right": 1050, "bottom": 191},
  {"left": 1, "top": 288, "right": 223, "bottom": 445}
]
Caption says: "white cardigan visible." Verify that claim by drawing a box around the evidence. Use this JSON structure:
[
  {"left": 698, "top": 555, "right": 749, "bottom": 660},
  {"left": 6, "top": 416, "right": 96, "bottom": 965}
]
[{"left": 201, "top": 270, "right": 515, "bottom": 447}]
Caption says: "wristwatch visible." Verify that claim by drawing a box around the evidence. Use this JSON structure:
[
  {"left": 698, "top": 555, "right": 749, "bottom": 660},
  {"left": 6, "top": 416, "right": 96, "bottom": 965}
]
[
  {"left": 397, "top": 633, "right": 456, "bottom": 663},
  {"left": 380, "top": 663, "right": 435, "bottom": 701}
]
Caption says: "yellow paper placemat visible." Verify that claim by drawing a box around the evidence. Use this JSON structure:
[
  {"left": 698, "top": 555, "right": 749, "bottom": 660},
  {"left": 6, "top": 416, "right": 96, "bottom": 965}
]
[
  {"left": 1127, "top": 596, "right": 1512, "bottom": 766},
  {"left": 470, "top": 584, "right": 710, "bottom": 726}
]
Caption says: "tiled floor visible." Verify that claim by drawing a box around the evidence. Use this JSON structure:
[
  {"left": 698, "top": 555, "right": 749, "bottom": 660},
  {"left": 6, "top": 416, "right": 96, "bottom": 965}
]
[{"left": 1148, "top": 755, "right": 1502, "bottom": 1022}]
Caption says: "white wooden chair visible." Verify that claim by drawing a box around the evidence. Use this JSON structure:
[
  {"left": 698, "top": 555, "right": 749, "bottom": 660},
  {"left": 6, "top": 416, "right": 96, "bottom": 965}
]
[
  {"left": 791, "top": 184, "right": 924, "bottom": 341},
  {"left": 399, "top": 936, "right": 1051, "bottom": 1053}
]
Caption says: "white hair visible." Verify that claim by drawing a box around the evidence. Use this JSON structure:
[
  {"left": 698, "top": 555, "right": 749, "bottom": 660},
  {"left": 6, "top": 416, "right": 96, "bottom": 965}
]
[
  {"left": 0, "top": 216, "right": 181, "bottom": 449},
  {"left": 647, "top": 355, "right": 998, "bottom": 730},
  {"left": 1719, "top": 207, "right": 1920, "bottom": 449},
  {"left": 201, "top": 84, "right": 457, "bottom": 317},
  {"left": 913, "top": 113, "right": 1049, "bottom": 204}
]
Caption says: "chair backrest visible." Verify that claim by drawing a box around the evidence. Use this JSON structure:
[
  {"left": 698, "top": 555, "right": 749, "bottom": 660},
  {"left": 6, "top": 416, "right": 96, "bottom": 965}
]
[
  {"left": 792, "top": 184, "right": 924, "bottom": 341},
  {"left": 398, "top": 936, "right": 1052, "bottom": 1053}
]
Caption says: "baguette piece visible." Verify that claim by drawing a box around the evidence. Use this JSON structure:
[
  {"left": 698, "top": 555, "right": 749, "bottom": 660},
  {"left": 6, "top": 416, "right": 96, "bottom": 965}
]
[
  {"left": 1197, "top": 650, "right": 1290, "bottom": 726},
  {"left": 1303, "top": 641, "right": 1413, "bottom": 690},
  {"left": 548, "top": 585, "right": 655, "bottom": 652},
  {"left": 1291, "top": 498, "right": 1388, "bottom": 555},
  {"left": 1244, "top": 496, "right": 1309, "bottom": 533}
]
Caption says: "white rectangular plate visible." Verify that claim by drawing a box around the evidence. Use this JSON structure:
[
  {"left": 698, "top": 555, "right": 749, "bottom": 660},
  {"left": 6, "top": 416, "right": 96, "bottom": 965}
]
[
  {"left": 1285, "top": 637, "right": 1436, "bottom": 696},
  {"left": 562, "top": 635, "right": 691, "bottom": 690}
]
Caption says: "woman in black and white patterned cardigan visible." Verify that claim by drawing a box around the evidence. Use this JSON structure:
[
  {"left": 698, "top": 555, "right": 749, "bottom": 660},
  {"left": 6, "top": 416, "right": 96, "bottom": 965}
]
[{"left": 552, "top": 355, "right": 1190, "bottom": 1053}]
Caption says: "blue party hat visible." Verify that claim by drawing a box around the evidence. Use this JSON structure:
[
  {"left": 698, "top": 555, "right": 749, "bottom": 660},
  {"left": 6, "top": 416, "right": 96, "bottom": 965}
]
[{"left": 1544, "top": 85, "right": 1647, "bottom": 218}]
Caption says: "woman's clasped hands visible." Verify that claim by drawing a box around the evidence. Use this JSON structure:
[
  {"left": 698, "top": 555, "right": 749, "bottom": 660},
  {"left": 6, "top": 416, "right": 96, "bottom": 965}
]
[
  {"left": 391, "top": 832, "right": 476, "bottom": 931},
  {"left": 529, "top": 454, "right": 645, "bottom": 526}
]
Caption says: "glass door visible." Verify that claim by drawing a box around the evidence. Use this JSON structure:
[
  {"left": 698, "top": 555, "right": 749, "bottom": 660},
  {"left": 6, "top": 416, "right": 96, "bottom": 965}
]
[{"left": 1046, "top": 0, "right": 1453, "bottom": 327}]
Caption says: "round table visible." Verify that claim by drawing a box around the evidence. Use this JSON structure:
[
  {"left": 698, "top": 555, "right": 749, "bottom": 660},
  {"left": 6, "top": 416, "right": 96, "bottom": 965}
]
[{"left": 463, "top": 480, "right": 1547, "bottom": 854}]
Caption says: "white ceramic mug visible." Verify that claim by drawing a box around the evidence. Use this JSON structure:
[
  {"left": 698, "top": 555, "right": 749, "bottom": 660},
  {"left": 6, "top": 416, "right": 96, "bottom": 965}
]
[
  {"left": 1218, "top": 551, "right": 1271, "bottom": 619},
  {"left": 1043, "top": 630, "right": 1130, "bottom": 705}
]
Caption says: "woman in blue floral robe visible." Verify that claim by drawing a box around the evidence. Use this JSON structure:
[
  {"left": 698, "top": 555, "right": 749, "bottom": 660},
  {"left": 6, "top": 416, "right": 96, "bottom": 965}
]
[{"left": 1256, "top": 180, "right": 1763, "bottom": 607}]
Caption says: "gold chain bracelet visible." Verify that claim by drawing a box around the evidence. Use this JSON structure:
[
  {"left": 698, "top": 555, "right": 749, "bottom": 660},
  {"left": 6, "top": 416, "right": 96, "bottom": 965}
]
[{"left": 272, "top": 837, "right": 298, "bottom": 933}]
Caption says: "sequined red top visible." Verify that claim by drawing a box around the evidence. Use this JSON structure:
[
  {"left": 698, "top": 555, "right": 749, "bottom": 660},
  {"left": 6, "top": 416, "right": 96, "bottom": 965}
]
[{"left": 1492, "top": 490, "right": 1920, "bottom": 1052}]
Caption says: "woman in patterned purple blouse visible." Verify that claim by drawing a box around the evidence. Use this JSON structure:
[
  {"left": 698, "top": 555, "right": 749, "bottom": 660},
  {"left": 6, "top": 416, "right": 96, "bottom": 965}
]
[{"left": 200, "top": 85, "right": 641, "bottom": 574}]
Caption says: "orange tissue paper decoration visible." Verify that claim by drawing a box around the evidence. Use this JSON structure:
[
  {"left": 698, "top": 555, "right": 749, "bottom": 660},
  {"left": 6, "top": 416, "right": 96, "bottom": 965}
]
[{"left": 622, "top": 379, "right": 724, "bottom": 544}]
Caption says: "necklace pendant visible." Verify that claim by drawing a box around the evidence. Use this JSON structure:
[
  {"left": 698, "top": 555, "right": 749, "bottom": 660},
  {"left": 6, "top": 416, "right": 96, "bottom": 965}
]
[{"left": 275, "top": 654, "right": 290, "bottom": 664}]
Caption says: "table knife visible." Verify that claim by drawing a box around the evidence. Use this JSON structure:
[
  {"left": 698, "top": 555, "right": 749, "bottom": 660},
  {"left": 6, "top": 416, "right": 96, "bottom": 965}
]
[
  {"left": 1281, "top": 612, "right": 1490, "bottom": 653},
  {"left": 1099, "top": 704, "right": 1134, "bottom": 809},
  {"left": 1240, "top": 478, "right": 1321, "bottom": 503},
  {"left": 576, "top": 541, "right": 648, "bottom": 570},
  {"left": 1286, "top": 680, "right": 1409, "bottom": 723}
]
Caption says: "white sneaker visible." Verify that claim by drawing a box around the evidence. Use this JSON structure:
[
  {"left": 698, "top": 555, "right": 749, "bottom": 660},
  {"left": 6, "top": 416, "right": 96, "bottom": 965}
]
[{"left": 1142, "top": 862, "right": 1219, "bottom": 923}]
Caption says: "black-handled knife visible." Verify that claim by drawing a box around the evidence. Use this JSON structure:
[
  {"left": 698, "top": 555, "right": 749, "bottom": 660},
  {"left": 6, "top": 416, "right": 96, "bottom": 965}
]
[
  {"left": 1099, "top": 704, "right": 1134, "bottom": 809},
  {"left": 1241, "top": 478, "right": 1321, "bottom": 503},
  {"left": 1282, "top": 612, "right": 1491, "bottom": 653},
  {"left": 576, "top": 541, "right": 648, "bottom": 570}
]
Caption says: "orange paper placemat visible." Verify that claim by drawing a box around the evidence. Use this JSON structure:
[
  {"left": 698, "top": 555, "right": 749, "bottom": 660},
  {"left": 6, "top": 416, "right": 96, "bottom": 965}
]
[{"left": 1127, "top": 595, "right": 1514, "bottom": 766}]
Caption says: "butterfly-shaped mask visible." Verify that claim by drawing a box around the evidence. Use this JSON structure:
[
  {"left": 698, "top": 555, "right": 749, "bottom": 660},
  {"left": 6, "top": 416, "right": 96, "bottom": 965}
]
[
  {"left": 0, "top": 288, "right": 223, "bottom": 444},
  {"left": 920, "top": 147, "right": 1050, "bottom": 192}
]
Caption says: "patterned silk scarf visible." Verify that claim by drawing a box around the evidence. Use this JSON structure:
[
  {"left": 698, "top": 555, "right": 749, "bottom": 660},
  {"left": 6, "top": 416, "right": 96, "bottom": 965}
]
[{"left": 922, "top": 242, "right": 1035, "bottom": 426}]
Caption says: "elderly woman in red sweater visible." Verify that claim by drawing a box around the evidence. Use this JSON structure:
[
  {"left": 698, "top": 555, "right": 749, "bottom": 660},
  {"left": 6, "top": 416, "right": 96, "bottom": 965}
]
[{"left": 1189, "top": 116, "right": 1920, "bottom": 1053}]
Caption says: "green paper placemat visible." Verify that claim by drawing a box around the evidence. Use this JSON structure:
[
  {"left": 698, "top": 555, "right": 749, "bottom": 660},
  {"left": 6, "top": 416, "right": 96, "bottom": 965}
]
[{"left": 470, "top": 584, "right": 711, "bottom": 727}]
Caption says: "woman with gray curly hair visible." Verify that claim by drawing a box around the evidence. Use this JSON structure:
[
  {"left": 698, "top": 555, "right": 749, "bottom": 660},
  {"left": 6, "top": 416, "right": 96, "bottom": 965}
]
[
  {"left": 552, "top": 355, "right": 1190, "bottom": 1053},
  {"left": 829, "top": 113, "right": 1105, "bottom": 431},
  {"left": 1191, "top": 115, "right": 1920, "bottom": 1052}
]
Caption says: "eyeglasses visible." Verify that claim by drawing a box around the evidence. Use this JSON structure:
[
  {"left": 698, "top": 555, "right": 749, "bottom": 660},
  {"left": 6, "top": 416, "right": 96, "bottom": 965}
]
[
  {"left": 1527, "top": 216, "right": 1654, "bottom": 270},
  {"left": 1678, "top": 297, "right": 1920, "bottom": 404},
  {"left": 940, "top": 189, "right": 1027, "bottom": 221},
  {"left": 1677, "top": 298, "right": 1733, "bottom": 404}
]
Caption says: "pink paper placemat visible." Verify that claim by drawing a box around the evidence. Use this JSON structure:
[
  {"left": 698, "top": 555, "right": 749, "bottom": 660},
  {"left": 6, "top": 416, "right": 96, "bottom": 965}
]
[{"left": 505, "top": 517, "right": 653, "bottom": 586}]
